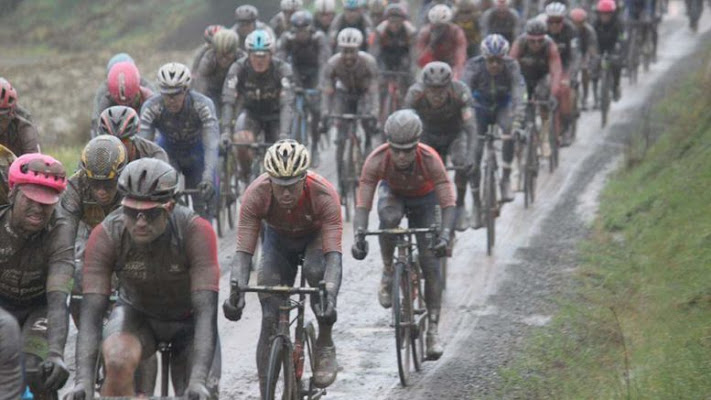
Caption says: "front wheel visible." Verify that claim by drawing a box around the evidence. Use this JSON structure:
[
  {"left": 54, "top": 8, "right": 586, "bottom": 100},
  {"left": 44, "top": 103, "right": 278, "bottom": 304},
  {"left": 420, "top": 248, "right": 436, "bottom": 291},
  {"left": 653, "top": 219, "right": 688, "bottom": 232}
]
[
  {"left": 392, "top": 262, "right": 413, "bottom": 386},
  {"left": 482, "top": 155, "right": 497, "bottom": 256},
  {"left": 265, "top": 336, "right": 297, "bottom": 400}
]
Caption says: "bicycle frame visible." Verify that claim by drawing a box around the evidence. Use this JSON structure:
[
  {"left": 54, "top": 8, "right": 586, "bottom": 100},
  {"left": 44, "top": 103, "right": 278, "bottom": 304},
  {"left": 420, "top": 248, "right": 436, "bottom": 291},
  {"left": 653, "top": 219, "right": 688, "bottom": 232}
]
[{"left": 292, "top": 88, "right": 321, "bottom": 146}]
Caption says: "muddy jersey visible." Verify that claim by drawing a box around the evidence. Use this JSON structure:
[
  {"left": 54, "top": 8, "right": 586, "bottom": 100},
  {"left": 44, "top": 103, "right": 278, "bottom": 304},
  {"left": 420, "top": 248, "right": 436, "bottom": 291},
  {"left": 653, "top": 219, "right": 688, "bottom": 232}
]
[
  {"left": 91, "top": 79, "right": 155, "bottom": 135},
  {"left": 127, "top": 136, "right": 169, "bottom": 163},
  {"left": 327, "top": 13, "right": 373, "bottom": 51},
  {"left": 0, "top": 115, "right": 39, "bottom": 156},
  {"left": 269, "top": 11, "right": 291, "bottom": 39},
  {"left": 0, "top": 206, "right": 74, "bottom": 308},
  {"left": 415, "top": 23, "right": 468, "bottom": 78},
  {"left": 454, "top": 10, "right": 484, "bottom": 48},
  {"left": 236, "top": 172, "right": 342, "bottom": 254},
  {"left": 577, "top": 22, "right": 598, "bottom": 58},
  {"left": 547, "top": 20, "right": 579, "bottom": 70},
  {"left": 509, "top": 35, "right": 563, "bottom": 89},
  {"left": 82, "top": 206, "right": 219, "bottom": 320},
  {"left": 404, "top": 81, "right": 473, "bottom": 133},
  {"left": 594, "top": 19, "right": 624, "bottom": 54},
  {"left": 480, "top": 7, "right": 520, "bottom": 43},
  {"left": 462, "top": 55, "right": 525, "bottom": 111},
  {"left": 193, "top": 48, "right": 243, "bottom": 99},
  {"left": 357, "top": 143, "right": 456, "bottom": 209},
  {"left": 277, "top": 30, "right": 331, "bottom": 88},
  {"left": 61, "top": 171, "right": 122, "bottom": 235},
  {"left": 372, "top": 20, "right": 417, "bottom": 71}
]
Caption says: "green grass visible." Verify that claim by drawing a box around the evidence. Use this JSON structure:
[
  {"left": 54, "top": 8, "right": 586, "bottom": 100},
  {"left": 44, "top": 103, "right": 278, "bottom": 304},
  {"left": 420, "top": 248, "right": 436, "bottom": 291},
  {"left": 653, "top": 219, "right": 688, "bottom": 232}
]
[
  {"left": 492, "top": 51, "right": 711, "bottom": 399},
  {"left": 48, "top": 145, "right": 83, "bottom": 175}
]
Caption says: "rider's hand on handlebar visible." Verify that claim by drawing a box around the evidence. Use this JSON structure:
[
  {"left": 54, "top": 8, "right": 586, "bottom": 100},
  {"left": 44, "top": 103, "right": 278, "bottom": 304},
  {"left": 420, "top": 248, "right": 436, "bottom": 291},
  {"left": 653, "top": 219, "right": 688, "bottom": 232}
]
[
  {"left": 43, "top": 355, "right": 70, "bottom": 391},
  {"left": 351, "top": 236, "right": 368, "bottom": 260},
  {"left": 63, "top": 382, "right": 89, "bottom": 400},
  {"left": 186, "top": 381, "right": 211, "bottom": 400},
  {"left": 314, "top": 294, "right": 337, "bottom": 323},
  {"left": 223, "top": 291, "right": 246, "bottom": 321},
  {"left": 432, "top": 232, "right": 450, "bottom": 258},
  {"left": 220, "top": 132, "right": 232, "bottom": 148},
  {"left": 198, "top": 180, "right": 214, "bottom": 199}
]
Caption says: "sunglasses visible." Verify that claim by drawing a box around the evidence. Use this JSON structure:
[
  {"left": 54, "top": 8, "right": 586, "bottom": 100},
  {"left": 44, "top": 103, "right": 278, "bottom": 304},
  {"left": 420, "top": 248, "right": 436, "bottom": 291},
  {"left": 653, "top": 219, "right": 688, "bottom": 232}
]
[
  {"left": 485, "top": 57, "right": 505, "bottom": 65},
  {"left": 547, "top": 19, "right": 563, "bottom": 25},
  {"left": 528, "top": 37, "right": 545, "bottom": 44},
  {"left": 88, "top": 178, "right": 117, "bottom": 191},
  {"left": 123, "top": 205, "right": 169, "bottom": 223}
]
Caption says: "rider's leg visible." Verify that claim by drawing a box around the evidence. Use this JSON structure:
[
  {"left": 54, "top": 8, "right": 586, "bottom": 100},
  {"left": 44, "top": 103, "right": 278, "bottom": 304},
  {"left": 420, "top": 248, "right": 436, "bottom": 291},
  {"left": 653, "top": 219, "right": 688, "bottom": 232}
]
[
  {"left": 536, "top": 78, "right": 553, "bottom": 157},
  {"left": 232, "top": 112, "right": 259, "bottom": 184},
  {"left": 448, "top": 133, "right": 471, "bottom": 231},
  {"left": 358, "top": 94, "right": 378, "bottom": 152},
  {"left": 307, "top": 90, "right": 323, "bottom": 167},
  {"left": 16, "top": 306, "right": 58, "bottom": 400},
  {"left": 70, "top": 223, "right": 90, "bottom": 328},
  {"left": 581, "top": 66, "right": 590, "bottom": 110},
  {"left": 0, "top": 307, "right": 22, "bottom": 399},
  {"left": 590, "top": 55, "right": 601, "bottom": 109},
  {"left": 173, "top": 325, "right": 222, "bottom": 399},
  {"left": 376, "top": 181, "right": 406, "bottom": 308},
  {"left": 333, "top": 93, "right": 352, "bottom": 192},
  {"left": 183, "top": 143, "right": 212, "bottom": 219},
  {"left": 470, "top": 114, "right": 488, "bottom": 229},
  {"left": 498, "top": 108, "right": 515, "bottom": 202}
]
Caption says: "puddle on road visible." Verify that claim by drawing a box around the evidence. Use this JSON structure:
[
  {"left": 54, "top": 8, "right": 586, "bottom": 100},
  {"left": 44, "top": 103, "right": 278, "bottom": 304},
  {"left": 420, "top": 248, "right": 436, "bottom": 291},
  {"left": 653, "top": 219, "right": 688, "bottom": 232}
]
[{"left": 521, "top": 314, "right": 553, "bottom": 327}]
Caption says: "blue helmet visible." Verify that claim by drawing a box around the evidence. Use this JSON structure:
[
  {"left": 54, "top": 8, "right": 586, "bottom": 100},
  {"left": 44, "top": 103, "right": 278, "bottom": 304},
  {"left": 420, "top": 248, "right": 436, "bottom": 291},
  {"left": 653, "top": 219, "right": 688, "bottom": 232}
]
[
  {"left": 480, "top": 34, "right": 510, "bottom": 58},
  {"left": 245, "top": 29, "right": 274, "bottom": 52},
  {"left": 106, "top": 53, "right": 134, "bottom": 74},
  {"left": 343, "top": 0, "right": 362, "bottom": 10}
]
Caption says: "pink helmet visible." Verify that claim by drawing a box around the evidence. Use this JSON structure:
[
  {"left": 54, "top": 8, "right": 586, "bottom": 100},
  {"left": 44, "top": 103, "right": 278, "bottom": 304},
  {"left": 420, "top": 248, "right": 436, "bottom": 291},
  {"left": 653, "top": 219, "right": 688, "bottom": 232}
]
[
  {"left": 107, "top": 61, "right": 142, "bottom": 107},
  {"left": 570, "top": 8, "right": 587, "bottom": 22},
  {"left": 597, "top": 0, "right": 616, "bottom": 12},
  {"left": 0, "top": 77, "right": 18, "bottom": 115},
  {"left": 8, "top": 153, "right": 67, "bottom": 204}
]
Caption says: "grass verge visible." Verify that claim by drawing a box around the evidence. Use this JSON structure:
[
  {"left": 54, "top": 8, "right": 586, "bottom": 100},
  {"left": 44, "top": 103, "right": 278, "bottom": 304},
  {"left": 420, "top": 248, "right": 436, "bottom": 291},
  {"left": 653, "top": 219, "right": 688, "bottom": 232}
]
[{"left": 492, "top": 48, "right": 711, "bottom": 398}]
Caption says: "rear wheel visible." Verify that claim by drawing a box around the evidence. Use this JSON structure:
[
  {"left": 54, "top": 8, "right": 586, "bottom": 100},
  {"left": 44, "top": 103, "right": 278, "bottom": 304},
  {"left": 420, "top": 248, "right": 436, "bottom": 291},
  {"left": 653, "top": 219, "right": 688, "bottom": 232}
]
[
  {"left": 411, "top": 260, "right": 427, "bottom": 372},
  {"left": 483, "top": 153, "right": 497, "bottom": 256},
  {"left": 600, "top": 66, "right": 611, "bottom": 128},
  {"left": 524, "top": 127, "right": 538, "bottom": 208},
  {"left": 265, "top": 336, "right": 297, "bottom": 400},
  {"left": 392, "top": 262, "right": 413, "bottom": 386}
]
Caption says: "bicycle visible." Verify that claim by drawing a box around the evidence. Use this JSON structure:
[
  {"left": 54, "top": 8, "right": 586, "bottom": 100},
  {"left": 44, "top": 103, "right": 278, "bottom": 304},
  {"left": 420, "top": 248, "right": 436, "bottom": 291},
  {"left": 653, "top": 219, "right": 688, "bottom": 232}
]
[
  {"left": 516, "top": 99, "right": 547, "bottom": 209},
  {"left": 326, "top": 113, "right": 371, "bottom": 222},
  {"left": 379, "top": 70, "right": 410, "bottom": 126},
  {"left": 598, "top": 52, "right": 617, "bottom": 128},
  {"left": 177, "top": 184, "right": 224, "bottom": 237},
  {"left": 478, "top": 124, "right": 502, "bottom": 256},
  {"left": 292, "top": 88, "right": 321, "bottom": 147},
  {"left": 358, "top": 225, "right": 439, "bottom": 386},
  {"left": 230, "top": 277, "right": 328, "bottom": 400},
  {"left": 626, "top": 15, "right": 655, "bottom": 82}
]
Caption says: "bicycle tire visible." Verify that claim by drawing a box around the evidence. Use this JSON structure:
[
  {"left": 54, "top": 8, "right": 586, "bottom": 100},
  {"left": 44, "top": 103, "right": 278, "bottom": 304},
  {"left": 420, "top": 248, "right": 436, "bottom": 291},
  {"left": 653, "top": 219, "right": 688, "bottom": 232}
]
[
  {"left": 265, "top": 336, "right": 297, "bottom": 400},
  {"left": 549, "top": 117, "right": 559, "bottom": 173},
  {"left": 600, "top": 65, "right": 611, "bottom": 128},
  {"left": 392, "top": 262, "right": 413, "bottom": 386},
  {"left": 485, "top": 155, "right": 496, "bottom": 256},
  {"left": 411, "top": 260, "right": 427, "bottom": 372},
  {"left": 524, "top": 127, "right": 537, "bottom": 208},
  {"left": 341, "top": 134, "right": 354, "bottom": 222}
]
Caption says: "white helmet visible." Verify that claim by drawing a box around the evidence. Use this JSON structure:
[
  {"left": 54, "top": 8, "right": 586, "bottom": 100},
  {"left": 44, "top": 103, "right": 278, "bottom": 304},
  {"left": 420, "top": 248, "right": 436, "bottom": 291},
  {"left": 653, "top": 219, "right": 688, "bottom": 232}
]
[
  {"left": 315, "top": 0, "right": 337, "bottom": 13},
  {"left": 264, "top": 139, "right": 311, "bottom": 184},
  {"left": 428, "top": 4, "right": 453, "bottom": 24},
  {"left": 157, "top": 62, "right": 191, "bottom": 94},
  {"left": 281, "top": 0, "right": 303, "bottom": 12},
  {"left": 337, "top": 27, "right": 364, "bottom": 48},
  {"left": 545, "top": 2, "right": 567, "bottom": 18}
]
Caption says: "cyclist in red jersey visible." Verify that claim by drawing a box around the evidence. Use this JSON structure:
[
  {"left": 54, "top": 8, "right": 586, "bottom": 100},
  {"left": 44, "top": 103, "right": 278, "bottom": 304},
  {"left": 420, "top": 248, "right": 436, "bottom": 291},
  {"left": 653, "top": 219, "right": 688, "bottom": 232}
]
[{"left": 416, "top": 4, "right": 468, "bottom": 79}]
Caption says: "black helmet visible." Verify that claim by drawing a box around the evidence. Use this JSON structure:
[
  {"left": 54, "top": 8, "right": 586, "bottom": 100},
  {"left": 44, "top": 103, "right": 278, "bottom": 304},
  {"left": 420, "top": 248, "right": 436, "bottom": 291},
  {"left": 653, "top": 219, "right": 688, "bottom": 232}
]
[
  {"left": 118, "top": 158, "right": 179, "bottom": 204},
  {"left": 525, "top": 19, "right": 547, "bottom": 36},
  {"left": 385, "top": 109, "right": 422, "bottom": 149},
  {"left": 290, "top": 10, "right": 314, "bottom": 29},
  {"left": 98, "top": 105, "right": 140, "bottom": 139}
]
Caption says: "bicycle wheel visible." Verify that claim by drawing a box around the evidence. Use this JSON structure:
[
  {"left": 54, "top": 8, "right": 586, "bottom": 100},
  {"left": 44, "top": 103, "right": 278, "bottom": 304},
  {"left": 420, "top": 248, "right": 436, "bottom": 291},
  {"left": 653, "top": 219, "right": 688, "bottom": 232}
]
[
  {"left": 341, "top": 135, "right": 354, "bottom": 222},
  {"left": 411, "top": 260, "right": 427, "bottom": 372},
  {"left": 600, "top": 66, "right": 611, "bottom": 128},
  {"left": 392, "top": 262, "right": 413, "bottom": 386},
  {"left": 549, "top": 116, "right": 559, "bottom": 173},
  {"left": 485, "top": 157, "right": 497, "bottom": 255},
  {"left": 265, "top": 336, "right": 297, "bottom": 400},
  {"left": 627, "top": 31, "right": 639, "bottom": 84},
  {"left": 524, "top": 127, "right": 538, "bottom": 208},
  {"left": 225, "top": 150, "right": 237, "bottom": 230}
]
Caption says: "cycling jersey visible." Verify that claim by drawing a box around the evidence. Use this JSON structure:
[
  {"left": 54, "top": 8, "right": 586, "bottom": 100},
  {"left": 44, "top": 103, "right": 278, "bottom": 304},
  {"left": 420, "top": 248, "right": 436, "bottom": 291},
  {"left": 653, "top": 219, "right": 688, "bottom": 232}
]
[
  {"left": 453, "top": 9, "right": 484, "bottom": 57},
  {"left": 372, "top": 20, "right": 417, "bottom": 71},
  {"left": 236, "top": 172, "right": 343, "bottom": 254},
  {"left": 404, "top": 81, "right": 474, "bottom": 134},
  {"left": 277, "top": 29, "right": 331, "bottom": 89},
  {"left": 321, "top": 51, "right": 380, "bottom": 117},
  {"left": 416, "top": 23, "right": 468, "bottom": 79},
  {"left": 91, "top": 80, "right": 154, "bottom": 138},
  {"left": 269, "top": 11, "right": 292, "bottom": 39},
  {"left": 327, "top": 13, "right": 373, "bottom": 51},
  {"left": 125, "top": 136, "right": 169, "bottom": 163},
  {"left": 480, "top": 7, "right": 521, "bottom": 44},
  {"left": 462, "top": 55, "right": 526, "bottom": 112},
  {"left": 547, "top": 19, "right": 580, "bottom": 71},
  {"left": 0, "top": 114, "right": 39, "bottom": 156},
  {"left": 509, "top": 34, "right": 563, "bottom": 94},
  {"left": 594, "top": 17, "right": 624, "bottom": 54},
  {"left": 62, "top": 172, "right": 121, "bottom": 232},
  {"left": 193, "top": 48, "right": 245, "bottom": 109},
  {"left": 357, "top": 143, "right": 456, "bottom": 209}
]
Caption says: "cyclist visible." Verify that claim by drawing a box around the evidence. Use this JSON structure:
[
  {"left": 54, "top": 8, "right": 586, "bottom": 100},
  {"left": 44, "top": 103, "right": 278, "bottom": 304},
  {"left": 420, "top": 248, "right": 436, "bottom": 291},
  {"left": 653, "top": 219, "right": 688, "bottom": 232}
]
[
  {"left": 0, "top": 145, "right": 16, "bottom": 205},
  {"left": 98, "top": 106, "right": 168, "bottom": 163},
  {"left": 191, "top": 25, "right": 224, "bottom": 73},
  {"left": 232, "top": 5, "right": 276, "bottom": 51},
  {"left": 453, "top": 0, "right": 486, "bottom": 58},
  {"left": 328, "top": 0, "right": 374, "bottom": 51},
  {"left": 222, "top": 140, "right": 343, "bottom": 394},
  {"left": 65, "top": 158, "right": 220, "bottom": 400},
  {"left": 416, "top": 4, "right": 468, "bottom": 79},
  {"left": 277, "top": 10, "right": 331, "bottom": 167},
  {"left": 480, "top": 0, "right": 521, "bottom": 44},
  {"left": 314, "top": 0, "right": 338, "bottom": 33},
  {"left": 570, "top": 8, "right": 598, "bottom": 110},
  {"left": 403, "top": 62, "right": 477, "bottom": 231},
  {"left": 462, "top": 34, "right": 525, "bottom": 225},
  {"left": 192, "top": 29, "right": 243, "bottom": 118},
  {"left": 592, "top": 0, "right": 625, "bottom": 103},
  {"left": 0, "top": 78, "right": 40, "bottom": 156},
  {"left": 270, "top": 0, "right": 304, "bottom": 39},
  {"left": 368, "top": 0, "right": 389, "bottom": 26},
  {"left": 351, "top": 109, "right": 455, "bottom": 360},
  {"left": 1, "top": 153, "right": 72, "bottom": 400},
  {"left": 139, "top": 62, "right": 219, "bottom": 219},
  {"left": 0, "top": 305, "right": 22, "bottom": 399},
  {"left": 372, "top": 5, "right": 417, "bottom": 117},
  {"left": 221, "top": 29, "right": 295, "bottom": 183},
  {"left": 321, "top": 28, "right": 379, "bottom": 187},
  {"left": 545, "top": 2, "right": 580, "bottom": 146},
  {"left": 510, "top": 19, "right": 563, "bottom": 158},
  {"left": 624, "top": 0, "right": 658, "bottom": 53}
]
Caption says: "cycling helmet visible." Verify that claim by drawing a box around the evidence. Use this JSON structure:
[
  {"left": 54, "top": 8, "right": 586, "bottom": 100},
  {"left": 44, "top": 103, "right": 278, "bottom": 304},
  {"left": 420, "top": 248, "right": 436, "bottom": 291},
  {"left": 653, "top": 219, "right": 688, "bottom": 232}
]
[
  {"left": 291, "top": 10, "right": 314, "bottom": 29},
  {"left": 385, "top": 109, "right": 422, "bottom": 149},
  {"left": 8, "top": 153, "right": 67, "bottom": 204},
  {"left": 384, "top": 4, "right": 408, "bottom": 19},
  {"left": 456, "top": 0, "right": 478, "bottom": 12},
  {"left": 203, "top": 24, "right": 223, "bottom": 44},
  {"left": 235, "top": 5, "right": 259, "bottom": 22},
  {"left": 0, "top": 145, "right": 16, "bottom": 169},
  {"left": 480, "top": 34, "right": 510, "bottom": 57},
  {"left": 315, "top": 0, "right": 337, "bottom": 13},
  {"left": 525, "top": 19, "right": 547, "bottom": 36},
  {"left": 119, "top": 158, "right": 179, "bottom": 207},
  {"left": 98, "top": 106, "right": 140, "bottom": 140},
  {"left": 281, "top": 0, "right": 303, "bottom": 11},
  {"left": 597, "top": 0, "right": 616, "bottom": 12},
  {"left": 545, "top": 2, "right": 567, "bottom": 18},
  {"left": 422, "top": 61, "right": 453, "bottom": 87},
  {"left": 106, "top": 53, "right": 134, "bottom": 74},
  {"left": 107, "top": 61, "right": 141, "bottom": 106},
  {"left": 570, "top": 7, "right": 587, "bottom": 22},
  {"left": 343, "top": 0, "right": 362, "bottom": 10},
  {"left": 428, "top": 4, "right": 453, "bottom": 24},
  {"left": 157, "top": 62, "right": 191, "bottom": 94},
  {"left": 213, "top": 29, "right": 239, "bottom": 55},
  {"left": 245, "top": 29, "right": 274, "bottom": 52},
  {"left": 264, "top": 139, "right": 310, "bottom": 184},
  {"left": 337, "top": 27, "right": 364, "bottom": 48},
  {"left": 81, "top": 135, "right": 128, "bottom": 181},
  {"left": 0, "top": 78, "right": 18, "bottom": 115},
  {"left": 369, "top": 0, "right": 387, "bottom": 13}
]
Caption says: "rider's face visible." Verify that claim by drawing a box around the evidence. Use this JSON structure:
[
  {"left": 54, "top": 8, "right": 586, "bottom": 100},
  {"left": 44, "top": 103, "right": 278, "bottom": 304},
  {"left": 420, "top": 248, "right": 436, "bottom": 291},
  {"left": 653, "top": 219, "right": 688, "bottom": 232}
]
[
  {"left": 11, "top": 190, "right": 56, "bottom": 234},
  {"left": 271, "top": 179, "right": 305, "bottom": 210},
  {"left": 485, "top": 56, "right": 505, "bottom": 76},
  {"left": 88, "top": 178, "right": 118, "bottom": 207},
  {"left": 238, "top": 21, "right": 256, "bottom": 38},
  {"left": 599, "top": 12, "right": 613, "bottom": 23},
  {"left": 547, "top": 18, "right": 564, "bottom": 34},
  {"left": 317, "top": 12, "right": 335, "bottom": 27},
  {"left": 341, "top": 48, "right": 359, "bottom": 67},
  {"left": 344, "top": 9, "right": 361, "bottom": 23},
  {"left": 123, "top": 203, "right": 172, "bottom": 245},
  {"left": 163, "top": 90, "right": 187, "bottom": 113},
  {"left": 425, "top": 86, "right": 449, "bottom": 108},
  {"left": 249, "top": 52, "right": 272, "bottom": 73},
  {"left": 390, "top": 146, "right": 417, "bottom": 170},
  {"left": 217, "top": 51, "right": 238, "bottom": 68},
  {"left": 527, "top": 36, "right": 545, "bottom": 52},
  {"left": 387, "top": 17, "right": 404, "bottom": 31}
]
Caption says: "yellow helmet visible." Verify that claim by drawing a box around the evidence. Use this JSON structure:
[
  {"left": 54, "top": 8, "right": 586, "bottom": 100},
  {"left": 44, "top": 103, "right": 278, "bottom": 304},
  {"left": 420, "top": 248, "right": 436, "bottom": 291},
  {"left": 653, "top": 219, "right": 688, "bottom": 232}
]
[
  {"left": 264, "top": 139, "right": 310, "bottom": 184},
  {"left": 81, "top": 135, "right": 128, "bottom": 180}
]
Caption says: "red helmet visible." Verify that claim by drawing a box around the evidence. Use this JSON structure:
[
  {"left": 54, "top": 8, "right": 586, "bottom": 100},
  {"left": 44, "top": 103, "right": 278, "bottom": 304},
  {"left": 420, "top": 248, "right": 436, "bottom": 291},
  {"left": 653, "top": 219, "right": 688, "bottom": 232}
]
[
  {"left": 8, "top": 153, "right": 67, "bottom": 204},
  {"left": 570, "top": 8, "right": 587, "bottom": 22},
  {"left": 107, "top": 61, "right": 142, "bottom": 107},
  {"left": 204, "top": 24, "right": 224, "bottom": 44},
  {"left": 597, "top": 0, "right": 616, "bottom": 12},
  {"left": 0, "top": 77, "right": 18, "bottom": 115}
]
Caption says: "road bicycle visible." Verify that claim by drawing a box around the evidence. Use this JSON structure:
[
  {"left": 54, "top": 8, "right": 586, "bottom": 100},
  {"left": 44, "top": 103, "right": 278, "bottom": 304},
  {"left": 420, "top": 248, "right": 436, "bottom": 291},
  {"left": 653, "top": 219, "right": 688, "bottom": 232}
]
[
  {"left": 292, "top": 88, "right": 321, "bottom": 147},
  {"left": 479, "top": 125, "right": 502, "bottom": 256},
  {"left": 379, "top": 70, "right": 410, "bottom": 126},
  {"left": 516, "top": 99, "right": 548, "bottom": 209},
  {"left": 231, "top": 276, "right": 328, "bottom": 400},
  {"left": 598, "top": 52, "right": 619, "bottom": 128}
]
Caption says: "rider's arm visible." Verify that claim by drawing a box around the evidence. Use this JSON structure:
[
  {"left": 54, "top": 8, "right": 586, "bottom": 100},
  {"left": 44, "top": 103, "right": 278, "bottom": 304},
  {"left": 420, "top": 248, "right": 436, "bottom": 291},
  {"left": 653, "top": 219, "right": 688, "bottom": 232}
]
[
  {"left": 45, "top": 210, "right": 75, "bottom": 365},
  {"left": 415, "top": 27, "right": 433, "bottom": 68},
  {"left": 138, "top": 97, "right": 160, "bottom": 141},
  {"left": 508, "top": 59, "right": 527, "bottom": 124},
  {"left": 278, "top": 61, "right": 296, "bottom": 138},
  {"left": 275, "top": 33, "right": 290, "bottom": 62},
  {"left": 59, "top": 176, "right": 83, "bottom": 244},
  {"left": 185, "top": 217, "right": 220, "bottom": 386},
  {"left": 354, "top": 148, "right": 386, "bottom": 231},
  {"left": 192, "top": 50, "right": 216, "bottom": 96},
  {"left": 320, "top": 56, "right": 336, "bottom": 114},
  {"left": 317, "top": 31, "right": 333, "bottom": 77},
  {"left": 364, "top": 54, "right": 381, "bottom": 119},
  {"left": 453, "top": 26, "right": 468, "bottom": 79},
  {"left": 509, "top": 36, "right": 523, "bottom": 59},
  {"left": 454, "top": 82, "right": 478, "bottom": 161},
  {"left": 422, "top": 147, "right": 457, "bottom": 232},
  {"left": 313, "top": 176, "right": 344, "bottom": 297},
  {"left": 221, "top": 62, "right": 241, "bottom": 134},
  {"left": 195, "top": 93, "right": 220, "bottom": 183},
  {"left": 235, "top": 176, "right": 270, "bottom": 254}
]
